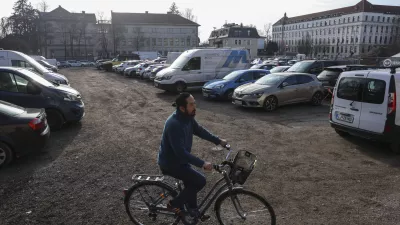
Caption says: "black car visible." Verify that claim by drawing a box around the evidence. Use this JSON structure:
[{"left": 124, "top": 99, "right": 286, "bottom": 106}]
[
  {"left": 317, "top": 65, "right": 372, "bottom": 88},
  {"left": 0, "top": 100, "right": 50, "bottom": 167},
  {"left": 37, "top": 60, "right": 58, "bottom": 73},
  {"left": 287, "top": 60, "right": 351, "bottom": 75}
]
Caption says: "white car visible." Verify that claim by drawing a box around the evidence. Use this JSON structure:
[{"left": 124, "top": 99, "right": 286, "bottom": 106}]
[
  {"left": 117, "top": 60, "right": 140, "bottom": 74},
  {"left": 80, "top": 60, "right": 95, "bottom": 66},
  {"left": 330, "top": 68, "right": 400, "bottom": 153},
  {"left": 67, "top": 60, "right": 82, "bottom": 67}
]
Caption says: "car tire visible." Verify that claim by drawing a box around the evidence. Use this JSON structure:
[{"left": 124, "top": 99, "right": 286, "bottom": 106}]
[
  {"left": 311, "top": 91, "right": 324, "bottom": 106},
  {"left": 0, "top": 142, "right": 13, "bottom": 168},
  {"left": 175, "top": 82, "right": 186, "bottom": 93},
  {"left": 335, "top": 129, "right": 349, "bottom": 137},
  {"left": 129, "top": 71, "right": 135, "bottom": 77},
  {"left": 46, "top": 109, "right": 64, "bottom": 131},
  {"left": 263, "top": 96, "right": 278, "bottom": 112},
  {"left": 224, "top": 89, "right": 234, "bottom": 100}
]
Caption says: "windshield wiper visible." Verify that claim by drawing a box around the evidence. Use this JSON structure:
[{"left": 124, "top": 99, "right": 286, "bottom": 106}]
[{"left": 51, "top": 81, "right": 60, "bottom": 86}]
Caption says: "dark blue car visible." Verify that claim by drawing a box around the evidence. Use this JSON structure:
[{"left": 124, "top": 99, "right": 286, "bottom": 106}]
[
  {"left": 202, "top": 69, "right": 269, "bottom": 100},
  {"left": 0, "top": 67, "right": 84, "bottom": 130}
]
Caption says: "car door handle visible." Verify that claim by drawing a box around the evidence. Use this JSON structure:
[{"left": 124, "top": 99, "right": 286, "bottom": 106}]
[{"left": 350, "top": 108, "right": 359, "bottom": 111}]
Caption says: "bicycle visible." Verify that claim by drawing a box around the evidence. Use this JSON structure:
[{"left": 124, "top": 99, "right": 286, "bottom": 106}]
[{"left": 123, "top": 145, "right": 276, "bottom": 225}]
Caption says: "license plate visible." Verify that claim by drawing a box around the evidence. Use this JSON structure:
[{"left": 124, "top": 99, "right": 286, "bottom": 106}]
[
  {"left": 154, "top": 82, "right": 159, "bottom": 87},
  {"left": 234, "top": 100, "right": 242, "bottom": 105},
  {"left": 203, "top": 93, "right": 209, "bottom": 97},
  {"left": 336, "top": 112, "right": 354, "bottom": 123}
]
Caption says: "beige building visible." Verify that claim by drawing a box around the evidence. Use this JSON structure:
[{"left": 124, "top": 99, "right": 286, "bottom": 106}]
[
  {"left": 208, "top": 23, "right": 265, "bottom": 58},
  {"left": 111, "top": 11, "right": 200, "bottom": 56},
  {"left": 38, "top": 6, "right": 97, "bottom": 60}
]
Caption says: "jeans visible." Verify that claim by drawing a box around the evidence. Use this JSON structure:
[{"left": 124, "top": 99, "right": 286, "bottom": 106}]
[{"left": 160, "top": 164, "right": 206, "bottom": 209}]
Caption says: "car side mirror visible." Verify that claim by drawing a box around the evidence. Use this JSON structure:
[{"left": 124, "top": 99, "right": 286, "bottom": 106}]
[
  {"left": 27, "top": 83, "right": 41, "bottom": 95},
  {"left": 281, "top": 82, "right": 289, "bottom": 88}
]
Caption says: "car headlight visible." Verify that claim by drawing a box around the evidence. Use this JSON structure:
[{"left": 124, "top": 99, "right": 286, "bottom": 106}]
[
  {"left": 162, "top": 75, "right": 172, "bottom": 80},
  {"left": 62, "top": 93, "right": 80, "bottom": 102},
  {"left": 249, "top": 92, "right": 264, "bottom": 98},
  {"left": 214, "top": 84, "right": 225, "bottom": 89}
]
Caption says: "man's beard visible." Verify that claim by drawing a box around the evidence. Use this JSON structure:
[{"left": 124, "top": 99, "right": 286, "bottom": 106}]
[{"left": 184, "top": 109, "right": 196, "bottom": 117}]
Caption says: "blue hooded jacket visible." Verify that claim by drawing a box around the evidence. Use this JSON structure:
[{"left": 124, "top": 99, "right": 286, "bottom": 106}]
[{"left": 158, "top": 110, "right": 221, "bottom": 169}]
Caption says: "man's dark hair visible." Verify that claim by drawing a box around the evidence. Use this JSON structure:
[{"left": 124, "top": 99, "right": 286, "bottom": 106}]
[{"left": 172, "top": 92, "right": 191, "bottom": 109}]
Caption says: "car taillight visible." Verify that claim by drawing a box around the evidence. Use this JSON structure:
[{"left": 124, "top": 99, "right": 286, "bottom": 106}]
[
  {"left": 28, "top": 118, "right": 45, "bottom": 131},
  {"left": 388, "top": 92, "right": 396, "bottom": 115}
]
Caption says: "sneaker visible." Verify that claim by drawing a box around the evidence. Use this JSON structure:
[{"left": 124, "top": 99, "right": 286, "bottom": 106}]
[{"left": 166, "top": 201, "right": 185, "bottom": 217}]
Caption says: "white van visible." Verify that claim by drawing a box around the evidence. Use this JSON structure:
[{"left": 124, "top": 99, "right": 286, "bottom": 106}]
[
  {"left": 154, "top": 48, "right": 250, "bottom": 92},
  {"left": 166, "top": 52, "right": 182, "bottom": 64},
  {"left": 330, "top": 68, "right": 400, "bottom": 152},
  {"left": 0, "top": 50, "right": 69, "bottom": 85}
]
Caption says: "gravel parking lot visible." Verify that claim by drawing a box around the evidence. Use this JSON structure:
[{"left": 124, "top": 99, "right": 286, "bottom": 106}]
[{"left": 1, "top": 68, "right": 400, "bottom": 225}]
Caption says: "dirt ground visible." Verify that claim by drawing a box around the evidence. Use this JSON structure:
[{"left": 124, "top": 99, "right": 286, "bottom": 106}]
[{"left": 1, "top": 68, "right": 400, "bottom": 225}]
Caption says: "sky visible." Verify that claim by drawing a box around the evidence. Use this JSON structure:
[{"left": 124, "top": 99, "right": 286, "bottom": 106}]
[{"left": 0, "top": 0, "right": 399, "bottom": 42}]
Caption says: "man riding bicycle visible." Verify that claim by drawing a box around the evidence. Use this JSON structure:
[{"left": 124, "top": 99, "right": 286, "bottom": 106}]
[{"left": 157, "top": 92, "right": 227, "bottom": 219}]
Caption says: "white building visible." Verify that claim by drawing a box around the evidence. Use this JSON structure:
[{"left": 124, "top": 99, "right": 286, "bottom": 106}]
[
  {"left": 111, "top": 11, "right": 200, "bottom": 56},
  {"left": 208, "top": 23, "right": 265, "bottom": 58},
  {"left": 272, "top": 0, "right": 400, "bottom": 59}
]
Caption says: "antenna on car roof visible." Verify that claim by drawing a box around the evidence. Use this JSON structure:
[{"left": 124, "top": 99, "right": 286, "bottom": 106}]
[{"left": 390, "top": 67, "right": 396, "bottom": 75}]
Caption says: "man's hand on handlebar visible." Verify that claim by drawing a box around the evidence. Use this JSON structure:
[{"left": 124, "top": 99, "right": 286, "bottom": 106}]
[
  {"left": 203, "top": 162, "right": 213, "bottom": 171},
  {"left": 219, "top": 139, "right": 228, "bottom": 148}
]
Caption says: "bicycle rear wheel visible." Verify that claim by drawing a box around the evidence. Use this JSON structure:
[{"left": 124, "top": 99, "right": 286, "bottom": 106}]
[
  {"left": 215, "top": 189, "right": 276, "bottom": 225},
  {"left": 124, "top": 181, "right": 179, "bottom": 225}
]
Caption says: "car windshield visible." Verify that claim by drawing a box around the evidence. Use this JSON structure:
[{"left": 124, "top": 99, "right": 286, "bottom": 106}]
[
  {"left": 317, "top": 69, "right": 341, "bottom": 79},
  {"left": 170, "top": 55, "right": 189, "bottom": 69},
  {"left": 0, "top": 100, "right": 25, "bottom": 116},
  {"left": 223, "top": 71, "right": 243, "bottom": 80},
  {"left": 255, "top": 74, "right": 286, "bottom": 85},
  {"left": 287, "top": 61, "right": 314, "bottom": 73},
  {"left": 250, "top": 65, "right": 261, "bottom": 69},
  {"left": 21, "top": 53, "right": 49, "bottom": 74},
  {"left": 270, "top": 67, "right": 287, "bottom": 73}
]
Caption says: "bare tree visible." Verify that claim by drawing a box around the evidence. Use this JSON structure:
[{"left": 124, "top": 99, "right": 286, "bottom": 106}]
[
  {"left": 58, "top": 21, "right": 70, "bottom": 60},
  {"left": 96, "top": 12, "right": 110, "bottom": 58},
  {"left": 298, "top": 32, "right": 312, "bottom": 56},
  {"left": 0, "top": 17, "right": 10, "bottom": 38},
  {"left": 183, "top": 8, "right": 197, "bottom": 22},
  {"left": 38, "top": 21, "right": 54, "bottom": 57},
  {"left": 132, "top": 27, "right": 144, "bottom": 51},
  {"left": 37, "top": 0, "right": 49, "bottom": 12},
  {"left": 264, "top": 23, "right": 272, "bottom": 42},
  {"left": 168, "top": 2, "right": 181, "bottom": 15}
]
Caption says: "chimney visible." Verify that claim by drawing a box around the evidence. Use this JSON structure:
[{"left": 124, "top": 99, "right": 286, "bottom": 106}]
[
  {"left": 82, "top": 11, "right": 85, "bottom": 14},
  {"left": 145, "top": 11, "right": 148, "bottom": 14}
]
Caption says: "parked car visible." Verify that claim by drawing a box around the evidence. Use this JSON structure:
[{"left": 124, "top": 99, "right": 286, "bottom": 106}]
[
  {"left": 124, "top": 64, "right": 141, "bottom": 77},
  {"left": 269, "top": 66, "right": 290, "bottom": 73},
  {"left": 58, "top": 61, "right": 70, "bottom": 68},
  {"left": 232, "top": 72, "right": 325, "bottom": 111},
  {"left": 137, "top": 63, "right": 156, "bottom": 77},
  {"left": 96, "top": 59, "right": 110, "bottom": 69},
  {"left": 149, "top": 65, "right": 168, "bottom": 81},
  {"left": 330, "top": 68, "right": 400, "bottom": 153},
  {"left": 79, "top": 60, "right": 95, "bottom": 67},
  {"left": 288, "top": 60, "right": 298, "bottom": 66},
  {"left": 0, "top": 100, "right": 50, "bottom": 167},
  {"left": 202, "top": 69, "right": 269, "bottom": 100},
  {"left": 0, "top": 67, "right": 85, "bottom": 130},
  {"left": 141, "top": 64, "right": 163, "bottom": 79},
  {"left": 249, "top": 64, "right": 275, "bottom": 70},
  {"left": 0, "top": 50, "right": 69, "bottom": 85},
  {"left": 37, "top": 60, "right": 58, "bottom": 72},
  {"left": 116, "top": 60, "right": 141, "bottom": 74},
  {"left": 100, "top": 54, "right": 140, "bottom": 72},
  {"left": 67, "top": 60, "right": 83, "bottom": 67},
  {"left": 317, "top": 65, "right": 371, "bottom": 88},
  {"left": 287, "top": 60, "right": 350, "bottom": 75}
]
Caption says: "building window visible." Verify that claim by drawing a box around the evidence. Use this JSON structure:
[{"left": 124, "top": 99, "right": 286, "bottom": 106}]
[
  {"left": 390, "top": 36, "right": 393, "bottom": 44},
  {"left": 157, "top": 38, "right": 162, "bottom": 46},
  {"left": 164, "top": 38, "right": 168, "bottom": 46},
  {"left": 376, "top": 26, "right": 379, "bottom": 32},
  {"left": 170, "top": 38, "right": 174, "bottom": 46},
  {"left": 379, "top": 36, "right": 382, "bottom": 44},
  {"left": 378, "top": 16, "right": 380, "bottom": 22},
  {"left": 181, "top": 38, "right": 185, "bottom": 46},
  {"left": 332, "top": 46, "right": 334, "bottom": 53},
  {"left": 239, "top": 40, "right": 242, "bottom": 45},
  {"left": 384, "top": 36, "right": 388, "bottom": 44},
  {"left": 353, "top": 16, "right": 355, "bottom": 22},
  {"left": 372, "top": 16, "right": 374, "bottom": 21},
  {"left": 386, "top": 26, "right": 388, "bottom": 33},
  {"left": 381, "top": 26, "right": 383, "bottom": 32},
  {"left": 369, "top": 36, "right": 372, "bottom": 43},
  {"left": 175, "top": 38, "right": 179, "bottom": 46},
  {"left": 186, "top": 37, "right": 191, "bottom": 46},
  {"left": 365, "top": 15, "right": 368, "bottom": 21},
  {"left": 375, "top": 36, "right": 377, "bottom": 44},
  {"left": 247, "top": 40, "right": 251, "bottom": 45},
  {"left": 363, "top": 36, "right": 366, "bottom": 43},
  {"left": 235, "top": 40, "right": 238, "bottom": 45},
  {"left": 393, "top": 17, "right": 396, "bottom": 23},
  {"left": 152, "top": 38, "right": 156, "bottom": 46}
]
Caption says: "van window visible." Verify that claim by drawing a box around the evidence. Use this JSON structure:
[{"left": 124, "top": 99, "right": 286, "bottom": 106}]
[
  {"left": 337, "top": 77, "right": 386, "bottom": 104},
  {"left": 337, "top": 77, "right": 364, "bottom": 101},
  {"left": 317, "top": 69, "right": 342, "bottom": 79},
  {"left": 0, "top": 72, "right": 18, "bottom": 92},
  {"left": 11, "top": 60, "right": 30, "bottom": 68},
  {"left": 184, "top": 57, "right": 201, "bottom": 70},
  {"left": 363, "top": 80, "right": 386, "bottom": 104}
]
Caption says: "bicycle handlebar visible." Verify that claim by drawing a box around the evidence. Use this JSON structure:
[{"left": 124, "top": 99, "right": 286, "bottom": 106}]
[{"left": 213, "top": 144, "right": 233, "bottom": 173}]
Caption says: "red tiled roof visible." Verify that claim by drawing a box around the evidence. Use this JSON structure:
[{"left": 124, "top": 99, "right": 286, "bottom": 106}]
[{"left": 274, "top": 0, "right": 400, "bottom": 26}]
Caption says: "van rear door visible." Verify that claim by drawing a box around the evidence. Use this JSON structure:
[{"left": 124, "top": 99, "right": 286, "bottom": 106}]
[
  {"left": 332, "top": 72, "right": 367, "bottom": 128},
  {"left": 358, "top": 72, "right": 389, "bottom": 133}
]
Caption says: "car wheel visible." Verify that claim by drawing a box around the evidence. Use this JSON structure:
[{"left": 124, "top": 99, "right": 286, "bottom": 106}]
[
  {"left": 311, "top": 91, "right": 324, "bottom": 106},
  {"left": 224, "top": 89, "right": 234, "bottom": 100},
  {"left": 175, "top": 82, "right": 186, "bottom": 93},
  {"left": 46, "top": 109, "right": 64, "bottom": 131},
  {"left": 263, "top": 96, "right": 278, "bottom": 112},
  {"left": 0, "top": 142, "right": 13, "bottom": 168},
  {"left": 335, "top": 129, "right": 349, "bottom": 137}
]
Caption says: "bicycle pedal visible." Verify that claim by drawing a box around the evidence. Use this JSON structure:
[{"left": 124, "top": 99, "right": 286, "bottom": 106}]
[{"left": 200, "top": 214, "right": 211, "bottom": 222}]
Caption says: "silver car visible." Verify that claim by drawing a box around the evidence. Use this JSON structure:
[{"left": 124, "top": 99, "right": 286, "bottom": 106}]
[{"left": 232, "top": 72, "right": 325, "bottom": 111}]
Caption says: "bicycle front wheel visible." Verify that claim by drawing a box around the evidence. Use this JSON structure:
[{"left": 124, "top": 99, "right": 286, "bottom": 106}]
[
  {"left": 215, "top": 189, "right": 276, "bottom": 225},
  {"left": 124, "top": 181, "right": 178, "bottom": 225}
]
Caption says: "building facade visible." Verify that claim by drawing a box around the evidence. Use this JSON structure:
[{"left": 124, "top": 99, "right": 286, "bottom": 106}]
[
  {"left": 208, "top": 23, "right": 264, "bottom": 58},
  {"left": 38, "top": 6, "right": 97, "bottom": 60},
  {"left": 272, "top": 0, "right": 400, "bottom": 59},
  {"left": 110, "top": 12, "right": 199, "bottom": 57}
]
